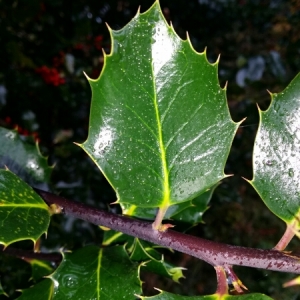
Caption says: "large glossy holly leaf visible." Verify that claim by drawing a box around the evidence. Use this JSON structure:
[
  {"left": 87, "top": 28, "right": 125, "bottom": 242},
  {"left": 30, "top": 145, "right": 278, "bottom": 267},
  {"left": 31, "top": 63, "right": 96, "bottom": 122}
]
[
  {"left": 128, "top": 238, "right": 185, "bottom": 283},
  {"left": 49, "top": 245, "right": 142, "bottom": 299},
  {"left": 0, "top": 169, "right": 50, "bottom": 247},
  {"left": 0, "top": 127, "right": 52, "bottom": 188},
  {"left": 250, "top": 73, "right": 300, "bottom": 227},
  {"left": 139, "top": 291, "right": 273, "bottom": 300},
  {"left": 79, "top": 1, "right": 239, "bottom": 216}
]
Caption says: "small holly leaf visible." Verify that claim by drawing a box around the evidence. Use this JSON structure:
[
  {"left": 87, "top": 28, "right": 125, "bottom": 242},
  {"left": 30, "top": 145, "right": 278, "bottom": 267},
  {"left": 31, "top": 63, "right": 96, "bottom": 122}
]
[
  {"left": 129, "top": 238, "right": 185, "bottom": 283},
  {"left": 0, "top": 281, "right": 8, "bottom": 297},
  {"left": 0, "top": 169, "right": 50, "bottom": 247},
  {"left": 79, "top": 1, "right": 239, "bottom": 218},
  {"left": 49, "top": 245, "right": 142, "bottom": 299},
  {"left": 27, "top": 259, "right": 54, "bottom": 282},
  {"left": 0, "top": 127, "right": 52, "bottom": 188},
  {"left": 250, "top": 73, "right": 300, "bottom": 228},
  {"left": 16, "top": 279, "right": 54, "bottom": 300}
]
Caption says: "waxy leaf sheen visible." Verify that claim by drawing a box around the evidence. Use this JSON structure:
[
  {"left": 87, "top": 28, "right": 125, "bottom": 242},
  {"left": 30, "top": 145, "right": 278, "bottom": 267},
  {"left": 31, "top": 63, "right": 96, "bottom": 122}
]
[
  {"left": 80, "top": 1, "right": 238, "bottom": 213},
  {"left": 251, "top": 73, "right": 300, "bottom": 226},
  {"left": 0, "top": 127, "right": 52, "bottom": 187}
]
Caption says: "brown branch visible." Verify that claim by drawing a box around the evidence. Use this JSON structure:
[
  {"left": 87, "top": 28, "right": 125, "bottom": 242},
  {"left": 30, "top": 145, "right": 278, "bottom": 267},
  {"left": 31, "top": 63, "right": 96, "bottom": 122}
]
[
  {"left": 36, "top": 189, "right": 300, "bottom": 274},
  {"left": 1, "top": 245, "right": 62, "bottom": 264}
]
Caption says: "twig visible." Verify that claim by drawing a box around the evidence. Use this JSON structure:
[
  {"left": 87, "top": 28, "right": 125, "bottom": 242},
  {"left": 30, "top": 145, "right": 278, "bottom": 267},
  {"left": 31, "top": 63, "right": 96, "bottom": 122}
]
[
  {"left": 36, "top": 189, "right": 300, "bottom": 274},
  {"left": 1, "top": 245, "right": 62, "bottom": 264}
]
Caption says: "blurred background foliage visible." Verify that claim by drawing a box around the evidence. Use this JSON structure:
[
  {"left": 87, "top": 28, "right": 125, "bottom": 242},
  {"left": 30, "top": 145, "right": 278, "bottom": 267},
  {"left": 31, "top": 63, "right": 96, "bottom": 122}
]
[{"left": 0, "top": 0, "right": 300, "bottom": 299}]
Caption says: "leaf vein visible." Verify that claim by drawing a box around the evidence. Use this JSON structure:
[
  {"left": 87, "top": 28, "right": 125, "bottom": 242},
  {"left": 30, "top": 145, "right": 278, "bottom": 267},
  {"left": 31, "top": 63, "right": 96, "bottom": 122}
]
[
  {"left": 168, "top": 124, "right": 215, "bottom": 169},
  {"left": 165, "top": 103, "right": 204, "bottom": 150}
]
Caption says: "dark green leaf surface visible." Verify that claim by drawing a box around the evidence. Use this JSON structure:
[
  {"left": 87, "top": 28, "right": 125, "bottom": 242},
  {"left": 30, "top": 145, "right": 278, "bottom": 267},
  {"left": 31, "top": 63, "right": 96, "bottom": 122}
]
[
  {"left": 0, "top": 127, "right": 52, "bottom": 187},
  {"left": 171, "top": 185, "right": 216, "bottom": 229},
  {"left": 80, "top": 1, "right": 238, "bottom": 212},
  {"left": 50, "top": 245, "right": 142, "bottom": 300},
  {"left": 28, "top": 259, "right": 54, "bottom": 282},
  {"left": 102, "top": 229, "right": 134, "bottom": 246},
  {"left": 250, "top": 73, "right": 300, "bottom": 224},
  {"left": 0, "top": 169, "right": 50, "bottom": 246},
  {"left": 0, "top": 281, "right": 7, "bottom": 296},
  {"left": 129, "top": 238, "right": 185, "bottom": 282},
  {"left": 17, "top": 278, "right": 53, "bottom": 300}
]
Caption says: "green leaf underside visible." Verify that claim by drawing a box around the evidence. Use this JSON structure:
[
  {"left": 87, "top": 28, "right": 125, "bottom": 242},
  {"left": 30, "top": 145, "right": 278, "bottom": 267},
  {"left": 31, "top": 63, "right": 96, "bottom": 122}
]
[
  {"left": 129, "top": 238, "right": 185, "bottom": 282},
  {"left": 251, "top": 73, "right": 300, "bottom": 224},
  {"left": 17, "top": 279, "right": 53, "bottom": 300},
  {"left": 0, "top": 169, "right": 50, "bottom": 246},
  {"left": 121, "top": 187, "right": 215, "bottom": 229},
  {"left": 139, "top": 291, "right": 273, "bottom": 300},
  {"left": 165, "top": 184, "right": 215, "bottom": 228},
  {"left": 0, "top": 127, "right": 52, "bottom": 186},
  {"left": 80, "top": 1, "right": 238, "bottom": 210},
  {"left": 50, "top": 245, "right": 142, "bottom": 300}
]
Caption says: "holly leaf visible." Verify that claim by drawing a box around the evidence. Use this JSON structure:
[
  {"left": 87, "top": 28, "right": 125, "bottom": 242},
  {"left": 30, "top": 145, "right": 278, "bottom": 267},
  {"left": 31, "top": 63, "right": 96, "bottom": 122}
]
[
  {"left": 17, "top": 279, "right": 54, "bottom": 300},
  {"left": 0, "top": 169, "right": 50, "bottom": 247},
  {"left": 0, "top": 127, "right": 52, "bottom": 189},
  {"left": 250, "top": 73, "right": 300, "bottom": 228},
  {"left": 49, "top": 245, "right": 142, "bottom": 299},
  {"left": 129, "top": 238, "right": 185, "bottom": 283},
  {"left": 79, "top": 1, "right": 238, "bottom": 217},
  {"left": 27, "top": 259, "right": 54, "bottom": 282},
  {"left": 0, "top": 281, "right": 7, "bottom": 297}
]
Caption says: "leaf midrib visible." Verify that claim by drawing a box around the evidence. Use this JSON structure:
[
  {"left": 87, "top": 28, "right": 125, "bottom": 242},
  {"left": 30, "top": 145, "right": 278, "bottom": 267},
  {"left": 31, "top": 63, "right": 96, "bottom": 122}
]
[
  {"left": 97, "top": 248, "right": 102, "bottom": 300},
  {"left": 152, "top": 78, "right": 170, "bottom": 209}
]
